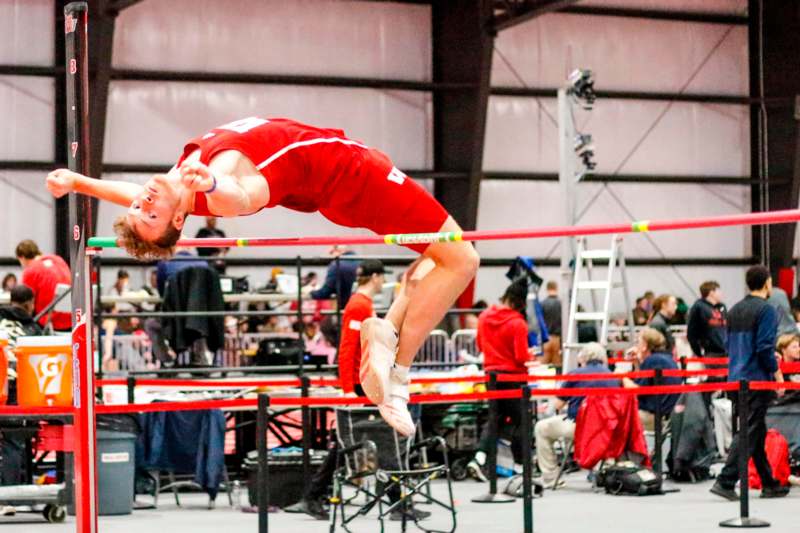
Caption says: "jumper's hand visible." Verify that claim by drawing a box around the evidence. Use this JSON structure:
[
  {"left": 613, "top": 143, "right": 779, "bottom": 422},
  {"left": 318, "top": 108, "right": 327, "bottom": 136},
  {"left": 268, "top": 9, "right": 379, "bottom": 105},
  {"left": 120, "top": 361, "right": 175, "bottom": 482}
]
[
  {"left": 46, "top": 168, "right": 79, "bottom": 198},
  {"left": 179, "top": 161, "right": 216, "bottom": 192}
]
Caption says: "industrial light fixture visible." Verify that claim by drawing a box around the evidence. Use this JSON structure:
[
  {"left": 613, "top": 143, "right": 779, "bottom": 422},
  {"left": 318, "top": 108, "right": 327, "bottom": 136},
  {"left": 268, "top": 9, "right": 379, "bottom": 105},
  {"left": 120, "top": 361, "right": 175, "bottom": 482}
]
[
  {"left": 574, "top": 133, "right": 596, "bottom": 175},
  {"left": 567, "top": 68, "right": 595, "bottom": 110}
]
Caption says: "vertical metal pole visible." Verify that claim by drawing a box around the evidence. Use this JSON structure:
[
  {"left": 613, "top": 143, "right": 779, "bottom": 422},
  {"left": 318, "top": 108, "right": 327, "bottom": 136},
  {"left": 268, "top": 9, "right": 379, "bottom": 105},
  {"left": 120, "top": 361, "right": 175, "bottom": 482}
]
[
  {"left": 301, "top": 376, "right": 311, "bottom": 484},
  {"left": 257, "top": 393, "right": 270, "bottom": 533},
  {"left": 653, "top": 368, "right": 663, "bottom": 484},
  {"left": 487, "top": 373, "right": 498, "bottom": 495},
  {"left": 126, "top": 376, "right": 136, "bottom": 405},
  {"left": 65, "top": 4, "right": 97, "bottom": 533},
  {"left": 737, "top": 381, "right": 751, "bottom": 520},
  {"left": 296, "top": 255, "right": 304, "bottom": 376},
  {"left": 94, "top": 256, "right": 103, "bottom": 400},
  {"left": 520, "top": 386, "right": 533, "bottom": 533},
  {"left": 334, "top": 255, "right": 342, "bottom": 329},
  {"left": 720, "top": 380, "right": 770, "bottom": 527},
  {"left": 558, "top": 87, "right": 578, "bottom": 374}
]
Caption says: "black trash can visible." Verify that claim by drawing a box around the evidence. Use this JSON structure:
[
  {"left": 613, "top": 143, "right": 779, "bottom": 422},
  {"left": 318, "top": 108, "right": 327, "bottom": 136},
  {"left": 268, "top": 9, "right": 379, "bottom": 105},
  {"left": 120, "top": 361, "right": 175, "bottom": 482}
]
[{"left": 242, "top": 449, "right": 327, "bottom": 508}]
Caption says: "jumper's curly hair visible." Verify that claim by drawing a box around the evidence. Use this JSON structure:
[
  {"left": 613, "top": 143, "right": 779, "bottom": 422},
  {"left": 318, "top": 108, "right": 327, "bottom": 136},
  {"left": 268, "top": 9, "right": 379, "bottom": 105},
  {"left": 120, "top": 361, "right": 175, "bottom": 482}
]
[{"left": 113, "top": 216, "right": 179, "bottom": 261}]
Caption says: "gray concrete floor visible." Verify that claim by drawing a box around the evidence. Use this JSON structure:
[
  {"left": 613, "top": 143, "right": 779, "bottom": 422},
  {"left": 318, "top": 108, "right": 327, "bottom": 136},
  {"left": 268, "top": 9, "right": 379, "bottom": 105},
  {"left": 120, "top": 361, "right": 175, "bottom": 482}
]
[{"left": 2, "top": 472, "right": 798, "bottom": 532}]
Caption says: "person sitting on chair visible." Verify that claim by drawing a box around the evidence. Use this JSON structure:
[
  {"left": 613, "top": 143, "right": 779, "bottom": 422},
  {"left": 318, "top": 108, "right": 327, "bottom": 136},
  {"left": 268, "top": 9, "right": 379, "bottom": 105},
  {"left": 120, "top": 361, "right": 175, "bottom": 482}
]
[
  {"left": 621, "top": 327, "right": 681, "bottom": 431},
  {"left": 534, "top": 342, "right": 619, "bottom": 489}
]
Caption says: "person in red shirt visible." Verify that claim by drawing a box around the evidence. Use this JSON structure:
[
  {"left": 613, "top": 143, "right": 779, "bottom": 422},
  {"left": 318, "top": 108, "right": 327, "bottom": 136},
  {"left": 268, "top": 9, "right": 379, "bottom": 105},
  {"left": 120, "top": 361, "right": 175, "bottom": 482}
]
[
  {"left": 338, "top": 259, "right": 387, "bottom": 395},
  {"left": 45, "top": 117, "right": 479, "bottom": 436},
  {"left": 468, "top": 278, "right": 533, "bottom": 481},
  {"left": 15, "top": 240, "right": 71, "bottom": 331}
]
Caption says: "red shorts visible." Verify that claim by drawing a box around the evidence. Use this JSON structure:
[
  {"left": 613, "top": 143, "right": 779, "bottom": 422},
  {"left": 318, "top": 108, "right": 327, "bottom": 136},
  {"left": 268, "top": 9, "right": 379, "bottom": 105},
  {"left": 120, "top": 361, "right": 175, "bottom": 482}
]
[{"left": 319, "top": 148, "right": 449, "bottom": 253}]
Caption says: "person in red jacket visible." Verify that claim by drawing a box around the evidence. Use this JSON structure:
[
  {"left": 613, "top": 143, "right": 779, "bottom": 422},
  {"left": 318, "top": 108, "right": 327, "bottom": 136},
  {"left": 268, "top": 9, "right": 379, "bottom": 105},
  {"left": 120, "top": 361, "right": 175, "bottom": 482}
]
[
  {"left": 15, "top": 240, "right": 71, "bottom": 331},
  {"left": 45, "top": 117, "right": 480, "bottom": 436},
  {"left": 338, "top": 260, "right": 387, "bottom": 395},
  {"left": 467, "top": 278, "right": 533, "bottom": 481}
]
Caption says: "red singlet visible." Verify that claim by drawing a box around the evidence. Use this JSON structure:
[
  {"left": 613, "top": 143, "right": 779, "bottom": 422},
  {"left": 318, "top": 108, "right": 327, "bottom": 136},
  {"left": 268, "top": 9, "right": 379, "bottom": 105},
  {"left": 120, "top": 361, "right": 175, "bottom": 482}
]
[{"left": 178, "top": 117, "right": 448, "bottom": 253}]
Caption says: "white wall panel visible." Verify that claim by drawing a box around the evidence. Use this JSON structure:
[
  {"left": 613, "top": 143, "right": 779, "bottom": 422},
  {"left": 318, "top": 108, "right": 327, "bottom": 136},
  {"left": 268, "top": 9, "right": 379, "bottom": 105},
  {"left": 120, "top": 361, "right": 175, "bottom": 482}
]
[
  {"left": 484, "top": 96, "right": 749, "bottom": 176},
  {"left": 475, "top": 180, "right": 749, "bottom": 258},
  {"left": 0, "top": 76, "right": 55, "bottom": 161},
  {"left": 0, "top": 0, "right": 53, "bottom": 65},
  {"left": 96, "top": 173, "right": 430, "bottom": 260},
  {"left": 114, "top": 0, "right": 431, "bottom": 81},
  {"left": 492, "top": 14, "right": 747, "bottom": 96},
  {"left": 474, "top": 265, "right": 749, "bottom": 317},
  {"left": 0, "top": 171, "right": 55, "bottom": 255},
  {"left": 104, "top": 82, "right": 431, "bottom": 170},
  {"left": 579, "top": 0, "right": 747, "bottom": 15}
]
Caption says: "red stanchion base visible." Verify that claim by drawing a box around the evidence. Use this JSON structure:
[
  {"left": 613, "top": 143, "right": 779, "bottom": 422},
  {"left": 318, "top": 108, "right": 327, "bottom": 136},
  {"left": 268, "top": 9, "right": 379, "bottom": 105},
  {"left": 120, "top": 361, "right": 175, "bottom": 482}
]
[
  {"left": 719, "top": 517, "right": 770, "bottom": 528},
  {"left": 471, "top": 493, "right": 515, "bottom": 504}
]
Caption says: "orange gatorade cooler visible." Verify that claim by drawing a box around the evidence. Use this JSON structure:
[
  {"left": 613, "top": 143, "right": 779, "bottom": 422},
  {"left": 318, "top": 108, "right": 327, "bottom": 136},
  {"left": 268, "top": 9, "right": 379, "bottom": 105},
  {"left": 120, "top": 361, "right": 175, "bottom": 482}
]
[
  {"left": 15, "top": 336, "right": 73, "bottom": 407},
  {"left": 0, "top": 332, "right": 8, "bottom": 405}
]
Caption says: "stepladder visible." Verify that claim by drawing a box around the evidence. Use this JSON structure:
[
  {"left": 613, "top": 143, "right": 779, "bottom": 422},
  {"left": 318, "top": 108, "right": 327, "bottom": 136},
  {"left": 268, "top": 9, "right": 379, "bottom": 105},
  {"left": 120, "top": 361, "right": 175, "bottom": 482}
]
[{"left": 562, "top": 235, "right": 636, "bottom": 372}]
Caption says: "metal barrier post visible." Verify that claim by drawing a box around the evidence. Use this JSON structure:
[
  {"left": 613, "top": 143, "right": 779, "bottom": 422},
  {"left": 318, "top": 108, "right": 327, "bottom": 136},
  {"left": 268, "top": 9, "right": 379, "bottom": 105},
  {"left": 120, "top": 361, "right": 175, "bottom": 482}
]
[
  {"left": 719, "top": 380, "right": 769, "bottom": 528},
  {"left": 653, "top": 368, "right": 664, "bottom": 485},
  {"left": 301, "top": 376, "right": 311, "bottom": 483},
  {"left": 520, "top": 386, "right": 534, "bottom": 533},
  {"left": 295, "top": 255, "right": 305, "bottom": 377},
  {"left": 472, "top": 372, "right": 514, "bottom": 503},
  {"left": 334, "top": 255, "right": 342, "bottom": 329},
  {"left": 126, "top": 376, "right": 136, "bottom": 405},
  {"left": 257, "top": 393, "right": 270, "bottom": 533},
  {"left": 94, "top": 255, "right": 103, "bottom": 400}
]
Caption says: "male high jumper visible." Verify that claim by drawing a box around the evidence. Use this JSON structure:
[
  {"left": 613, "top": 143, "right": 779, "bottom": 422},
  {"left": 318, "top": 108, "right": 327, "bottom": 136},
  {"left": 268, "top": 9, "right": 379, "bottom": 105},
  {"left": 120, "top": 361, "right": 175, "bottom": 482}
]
[{"left": 45, "top": 116, "right": 480, "bottom": 436}]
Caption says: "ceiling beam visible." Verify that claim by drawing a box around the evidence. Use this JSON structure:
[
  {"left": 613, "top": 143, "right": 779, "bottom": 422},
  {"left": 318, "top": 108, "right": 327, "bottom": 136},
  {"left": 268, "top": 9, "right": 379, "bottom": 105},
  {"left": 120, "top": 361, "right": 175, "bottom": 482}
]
[{"left": 492, "top": 0, "right": 580, "bottom": 32}]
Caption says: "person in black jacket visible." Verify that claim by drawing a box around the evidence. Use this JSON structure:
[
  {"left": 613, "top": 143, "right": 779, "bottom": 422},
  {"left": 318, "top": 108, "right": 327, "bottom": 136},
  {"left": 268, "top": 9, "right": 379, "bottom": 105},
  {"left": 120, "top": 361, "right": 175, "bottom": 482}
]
[
  {"left": 687, "top": 280, "right": 727, "bottom": 357},
  {"left": 710, "top": 266, "right": 789, "bottom": 500},
  {"left": 309, "top": 245, "right": 359, "bottom": 309}
]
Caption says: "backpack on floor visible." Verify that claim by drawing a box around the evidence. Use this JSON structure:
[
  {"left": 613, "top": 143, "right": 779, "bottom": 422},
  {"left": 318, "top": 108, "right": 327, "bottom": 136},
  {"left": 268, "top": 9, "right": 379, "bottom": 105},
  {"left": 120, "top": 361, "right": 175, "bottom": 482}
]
[
  {"left": 748, "top": 429, "right": 791, "bottom": 489},
  {"left": 596, "top": 461, "right": 662, "bottom": 496}
]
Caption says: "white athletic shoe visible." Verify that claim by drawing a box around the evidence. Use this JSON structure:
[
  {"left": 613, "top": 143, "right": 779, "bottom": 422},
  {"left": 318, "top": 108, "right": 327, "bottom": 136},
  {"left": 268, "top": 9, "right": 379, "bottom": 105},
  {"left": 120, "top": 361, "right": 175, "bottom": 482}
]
[
  {"left": 378, "top": 371, "right": 415, "bottom": 437},
  {"left": 359, "top": 317, "right": 398, "bottom": 405}
]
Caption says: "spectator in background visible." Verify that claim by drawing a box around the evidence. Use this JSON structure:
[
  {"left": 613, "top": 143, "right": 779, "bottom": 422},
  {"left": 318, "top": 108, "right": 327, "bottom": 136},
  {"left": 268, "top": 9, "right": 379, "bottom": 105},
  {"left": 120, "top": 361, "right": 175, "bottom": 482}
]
[
  {"left": 15, "top": 240, "right": 71, "bottom": 331},
  {"left": 710, "top": 265, "right": 788, "bottom": 500},
  {"left": 1, "top": 273, "right": 16, "bottom": 293},
  {"left": 0, "top": 285, "right": 43, "bottom": 408},
  {"left": 194, "top": 216, "right": 226, "bottom": 257},
  {"left": 648, "top": 294, "right": 677, "bottom": 354},
  {"left": 687, "top": 281, "right": 727, "bottom": 358},
  {"left": 540, "top": 280, "right": 562, "bottom": 367},
  {"left": 643, "top": 291, "right": 655, "bottom": 312},
  {"left": 264, "top": 267, "right": 283, "bottom": 292},
  {"left": 462, "top": 300, "right": 487, "bottom": 330},
  {"left": 534, "top": 342, "right": 619, "bottom": 489},
  {"left": 104, "top": 269, "right": 133, "bottom": 313},
  {"left": 767, "top": 281, "right": 799, "bottom": 337},
  {"left": 576, "top": 304, "right": 598, "bottom": 343},
  {"left": 632, "top": 297, "right": 650, "bottom": 326},
  {"left": 310, "top": 245, "right": 359, "bottom": 309},
  {"left": 0, "top": 285, "right": 43, "bottom": 347},
  {"left": 672, "top": 297, "right": 688, "bottom": 325},
  {"left": 155, "top": 247, "right": 209, "bottom": 296},
  {"left": 622, "top": 328, "right": 681, "bottom": 431},
  {"left": 468, "top": 279, "right": 534, "bottom": 481},
  {"left": 776, "top": 333, "right": 800, "bottom": 383}
]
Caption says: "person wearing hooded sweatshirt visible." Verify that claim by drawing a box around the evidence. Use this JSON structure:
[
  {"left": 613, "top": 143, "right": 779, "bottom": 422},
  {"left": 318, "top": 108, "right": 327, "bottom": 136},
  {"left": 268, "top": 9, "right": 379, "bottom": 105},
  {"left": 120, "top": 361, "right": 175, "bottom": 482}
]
[
  {"left": 0, "top": 284, "right": 44, "bottom": 405},
  {"left": 467, "top": 278, "right": 533, "bottom": 481}
]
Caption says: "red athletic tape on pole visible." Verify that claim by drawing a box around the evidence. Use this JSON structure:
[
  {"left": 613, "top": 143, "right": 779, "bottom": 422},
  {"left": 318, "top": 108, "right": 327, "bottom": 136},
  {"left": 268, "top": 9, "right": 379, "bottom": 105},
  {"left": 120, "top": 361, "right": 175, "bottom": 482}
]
[{"left": 88, "top": 208, "right": 800, "bottom": 249}]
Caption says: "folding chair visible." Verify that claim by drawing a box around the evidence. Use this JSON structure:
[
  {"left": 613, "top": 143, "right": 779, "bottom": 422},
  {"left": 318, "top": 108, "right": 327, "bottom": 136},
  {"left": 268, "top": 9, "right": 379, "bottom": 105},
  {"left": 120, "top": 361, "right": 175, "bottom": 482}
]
[{"left": 330, "top": 407, "right": 456, "bottom": 533}]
